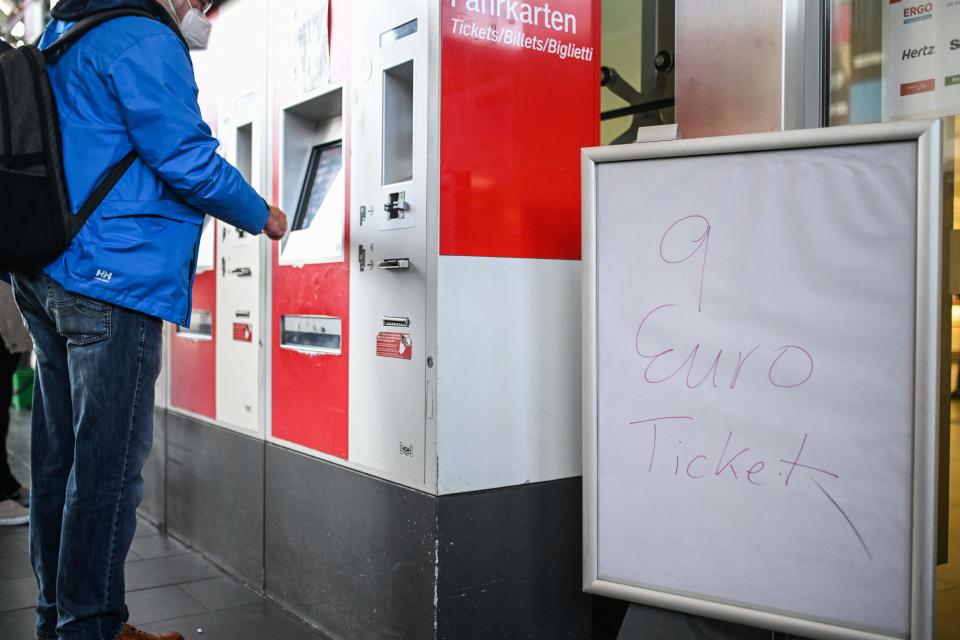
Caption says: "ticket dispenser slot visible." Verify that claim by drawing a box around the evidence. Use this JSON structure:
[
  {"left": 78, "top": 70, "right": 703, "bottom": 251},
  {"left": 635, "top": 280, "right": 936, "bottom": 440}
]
[
  {"left": 377, "top": 258, "right": 410, "bottom": 270},
  {"left": 176, "top": 309, "right": 213, "bottom": 340},
  {"left": 280, "top": 315, "right": 342, "bottom": 355}
]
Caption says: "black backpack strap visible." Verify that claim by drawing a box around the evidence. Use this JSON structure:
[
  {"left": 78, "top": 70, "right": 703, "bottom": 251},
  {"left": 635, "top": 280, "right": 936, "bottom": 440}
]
[
  {"left": 65, "top": 149, "right": 138, "bottom": 238},
  {"left": 42, "top": 9, "right": 186, "bottom": 239},
  {"left": 43, "top": 9, "right": 159, "bottom": 58}
]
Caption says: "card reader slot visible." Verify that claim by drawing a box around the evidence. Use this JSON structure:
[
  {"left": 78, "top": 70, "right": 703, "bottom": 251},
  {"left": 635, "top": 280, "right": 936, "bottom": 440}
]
[
  {"left": 382, "top": 316, "right": 410, "bottom": 328},
  {"left": 377, "top": 258, "right": 410, "bottom": 271}
]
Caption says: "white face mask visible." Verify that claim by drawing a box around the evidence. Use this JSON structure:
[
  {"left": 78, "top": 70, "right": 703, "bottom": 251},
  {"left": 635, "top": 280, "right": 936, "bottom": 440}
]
[
  {"left": 164, "top": 0, "right": 212, "bottom": 51},
  {"left": 180, "top": 7, "right": 212, "bottom": 50}
]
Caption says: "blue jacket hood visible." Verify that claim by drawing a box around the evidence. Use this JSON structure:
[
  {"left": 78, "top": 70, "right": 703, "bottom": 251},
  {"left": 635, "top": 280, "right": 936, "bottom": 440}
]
[
  {"left": 50, "top": 0, "right": 186, "bottom": 56},
  {"left": 51, "top": 0, "right": 176, "bottom": 29}
]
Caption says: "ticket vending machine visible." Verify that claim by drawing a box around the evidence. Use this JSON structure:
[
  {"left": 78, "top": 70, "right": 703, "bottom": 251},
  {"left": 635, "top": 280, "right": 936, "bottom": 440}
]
[
  {"left": 270, "top": 0, "right": 351, "bottom": 457},
  {"left": 348, "top": 3, "right": 433, "bottom": 488},
  {"left": 213, "top": 0, "right": 270, "bottom": 435},
  {"left": 166, "top": 0, "right": 269, "bottom": 434},
  {"left": 268, "top": 0, "right": 598, "bottom": 495},
  {"left": 347, "top": 0, "right": 597, "bottom": 493}
]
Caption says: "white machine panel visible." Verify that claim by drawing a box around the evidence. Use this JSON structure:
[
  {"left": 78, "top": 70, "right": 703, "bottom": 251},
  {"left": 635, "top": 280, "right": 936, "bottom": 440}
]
[
  {"left": 212, "top": 0, "right": 268, "bottom": 435},
  {"left": 216, "top": 218, "right": 262, "bottom": 432},
  {"left": 349, "top": 1, "right": 432, "bottom": 487}
]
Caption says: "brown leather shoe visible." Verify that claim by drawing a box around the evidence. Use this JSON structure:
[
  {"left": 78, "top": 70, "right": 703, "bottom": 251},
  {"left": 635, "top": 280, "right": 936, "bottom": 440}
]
[{"left": 117, "top": 624, "right": 185, "bottom": 640}]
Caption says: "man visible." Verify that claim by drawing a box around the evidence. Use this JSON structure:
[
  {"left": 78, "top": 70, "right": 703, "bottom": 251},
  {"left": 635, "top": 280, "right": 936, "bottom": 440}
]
[
  {"left": 0, "top": 280, "right": 31, "bottom": 526},
  {"left": 12, "top": 1, "right": 287, "bottom": 638}
]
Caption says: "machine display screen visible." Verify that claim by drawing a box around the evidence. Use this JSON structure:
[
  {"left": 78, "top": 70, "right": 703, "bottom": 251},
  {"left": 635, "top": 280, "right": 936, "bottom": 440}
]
[
  {"left": 295, "top": 141, "right": 342, "bottom": 232},
  {"left": 281, "top": 141, "right": 345, "bottom": 264}
]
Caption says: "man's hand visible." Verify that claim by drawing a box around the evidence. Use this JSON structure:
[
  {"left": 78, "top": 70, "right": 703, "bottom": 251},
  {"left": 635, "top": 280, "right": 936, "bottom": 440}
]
[{"left": 264, "top": 205, "right": 288, "bottom": 241}]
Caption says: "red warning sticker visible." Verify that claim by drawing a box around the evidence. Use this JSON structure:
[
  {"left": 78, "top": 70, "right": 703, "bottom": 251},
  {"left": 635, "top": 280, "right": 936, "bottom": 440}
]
[
  {"left": 377, "top": 332, "right": 412, "bottom": 360},
  {"left": 233, "top": 322, "right": 252, "bottom": 342},
  {"left": 900, "top": 79, "right": 934, "bottom": 96}
]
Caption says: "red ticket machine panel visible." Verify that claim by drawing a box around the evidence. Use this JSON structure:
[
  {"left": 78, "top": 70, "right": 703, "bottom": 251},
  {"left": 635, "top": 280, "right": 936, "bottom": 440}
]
[
  {"left": 169, "top": 268, "right": 216, "bottom": 418},
  {"left": 270, "top": 0, "right": 351, "bottom": 457}
]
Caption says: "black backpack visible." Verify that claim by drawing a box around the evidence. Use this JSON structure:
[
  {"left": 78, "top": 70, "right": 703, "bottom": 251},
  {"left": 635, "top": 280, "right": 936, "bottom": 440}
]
[{"left": 0, "top": 10, "right": 154, "bottom": 272}]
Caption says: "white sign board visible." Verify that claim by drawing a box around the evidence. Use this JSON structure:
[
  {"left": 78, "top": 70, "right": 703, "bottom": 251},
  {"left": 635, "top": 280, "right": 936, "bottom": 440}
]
[
  {"left": 293, "top": 0, "right": 330, "bottom": 95},
  {"left": 884, "top": 0, "right": 960, "bottom": 120},
  {"left": 582, "top": 121, "right": 943, "bottom": 640}
]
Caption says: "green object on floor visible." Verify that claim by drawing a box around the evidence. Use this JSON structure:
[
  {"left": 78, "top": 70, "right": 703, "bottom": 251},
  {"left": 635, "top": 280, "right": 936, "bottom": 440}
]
[{"left": 11, "top": 367, "right": 33, "bottom": 410}]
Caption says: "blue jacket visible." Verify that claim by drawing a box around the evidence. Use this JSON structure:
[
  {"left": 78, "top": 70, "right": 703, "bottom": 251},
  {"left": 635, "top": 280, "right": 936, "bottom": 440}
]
[{"left": 38, "top": 8, "right": 268, "bottom": 325}]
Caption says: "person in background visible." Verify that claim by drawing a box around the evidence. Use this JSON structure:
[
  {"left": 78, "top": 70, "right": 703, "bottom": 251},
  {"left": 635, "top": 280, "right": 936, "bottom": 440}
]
[
  {"left": 0, "top": 280, "right": 31, "bottom": 526},
  {"left": 11, "top": 0, "right": 287, "bottom": 638}
]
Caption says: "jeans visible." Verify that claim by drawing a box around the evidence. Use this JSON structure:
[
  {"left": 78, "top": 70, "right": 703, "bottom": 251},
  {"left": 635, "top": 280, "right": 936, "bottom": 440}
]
[{"left": 12, "top": 270, "right": 162, "bottom": 640}]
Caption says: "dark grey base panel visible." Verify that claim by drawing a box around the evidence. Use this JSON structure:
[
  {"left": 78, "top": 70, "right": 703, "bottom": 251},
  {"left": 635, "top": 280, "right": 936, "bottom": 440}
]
[
  {"left": 165, "top": 412, "right": 265, "bottom": 589},
  {"left": 264, "top": 443, "right": 437, "bottom": 640},
  {"left": 436, "top": 477, "right": 591, "bottom": 640},
  {"left": 152, "top": 411, "right": 590, "bottom": 639}
]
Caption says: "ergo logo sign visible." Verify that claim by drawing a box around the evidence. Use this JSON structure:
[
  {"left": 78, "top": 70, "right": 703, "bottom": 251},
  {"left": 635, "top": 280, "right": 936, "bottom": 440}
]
[
  {"left": 901, "top": 2, "right": 934, "bottom": 22},
  {"left": 904, "top": 2, "right": 933, "bottom": 16}
]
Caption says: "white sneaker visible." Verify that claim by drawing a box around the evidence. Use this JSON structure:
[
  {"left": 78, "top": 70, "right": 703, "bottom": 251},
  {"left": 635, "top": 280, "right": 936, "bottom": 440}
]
[{"left": 0, "top": 498, "right": 29, "bottom": 526}]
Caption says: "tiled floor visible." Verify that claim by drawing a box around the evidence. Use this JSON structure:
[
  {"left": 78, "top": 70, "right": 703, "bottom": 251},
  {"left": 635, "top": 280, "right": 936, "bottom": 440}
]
[
  {"left": 4, "top": 396, "right": 960, "bottom": 639},
  {"left": 0, "top": 411, "right": 324, "bottom": 640}
]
